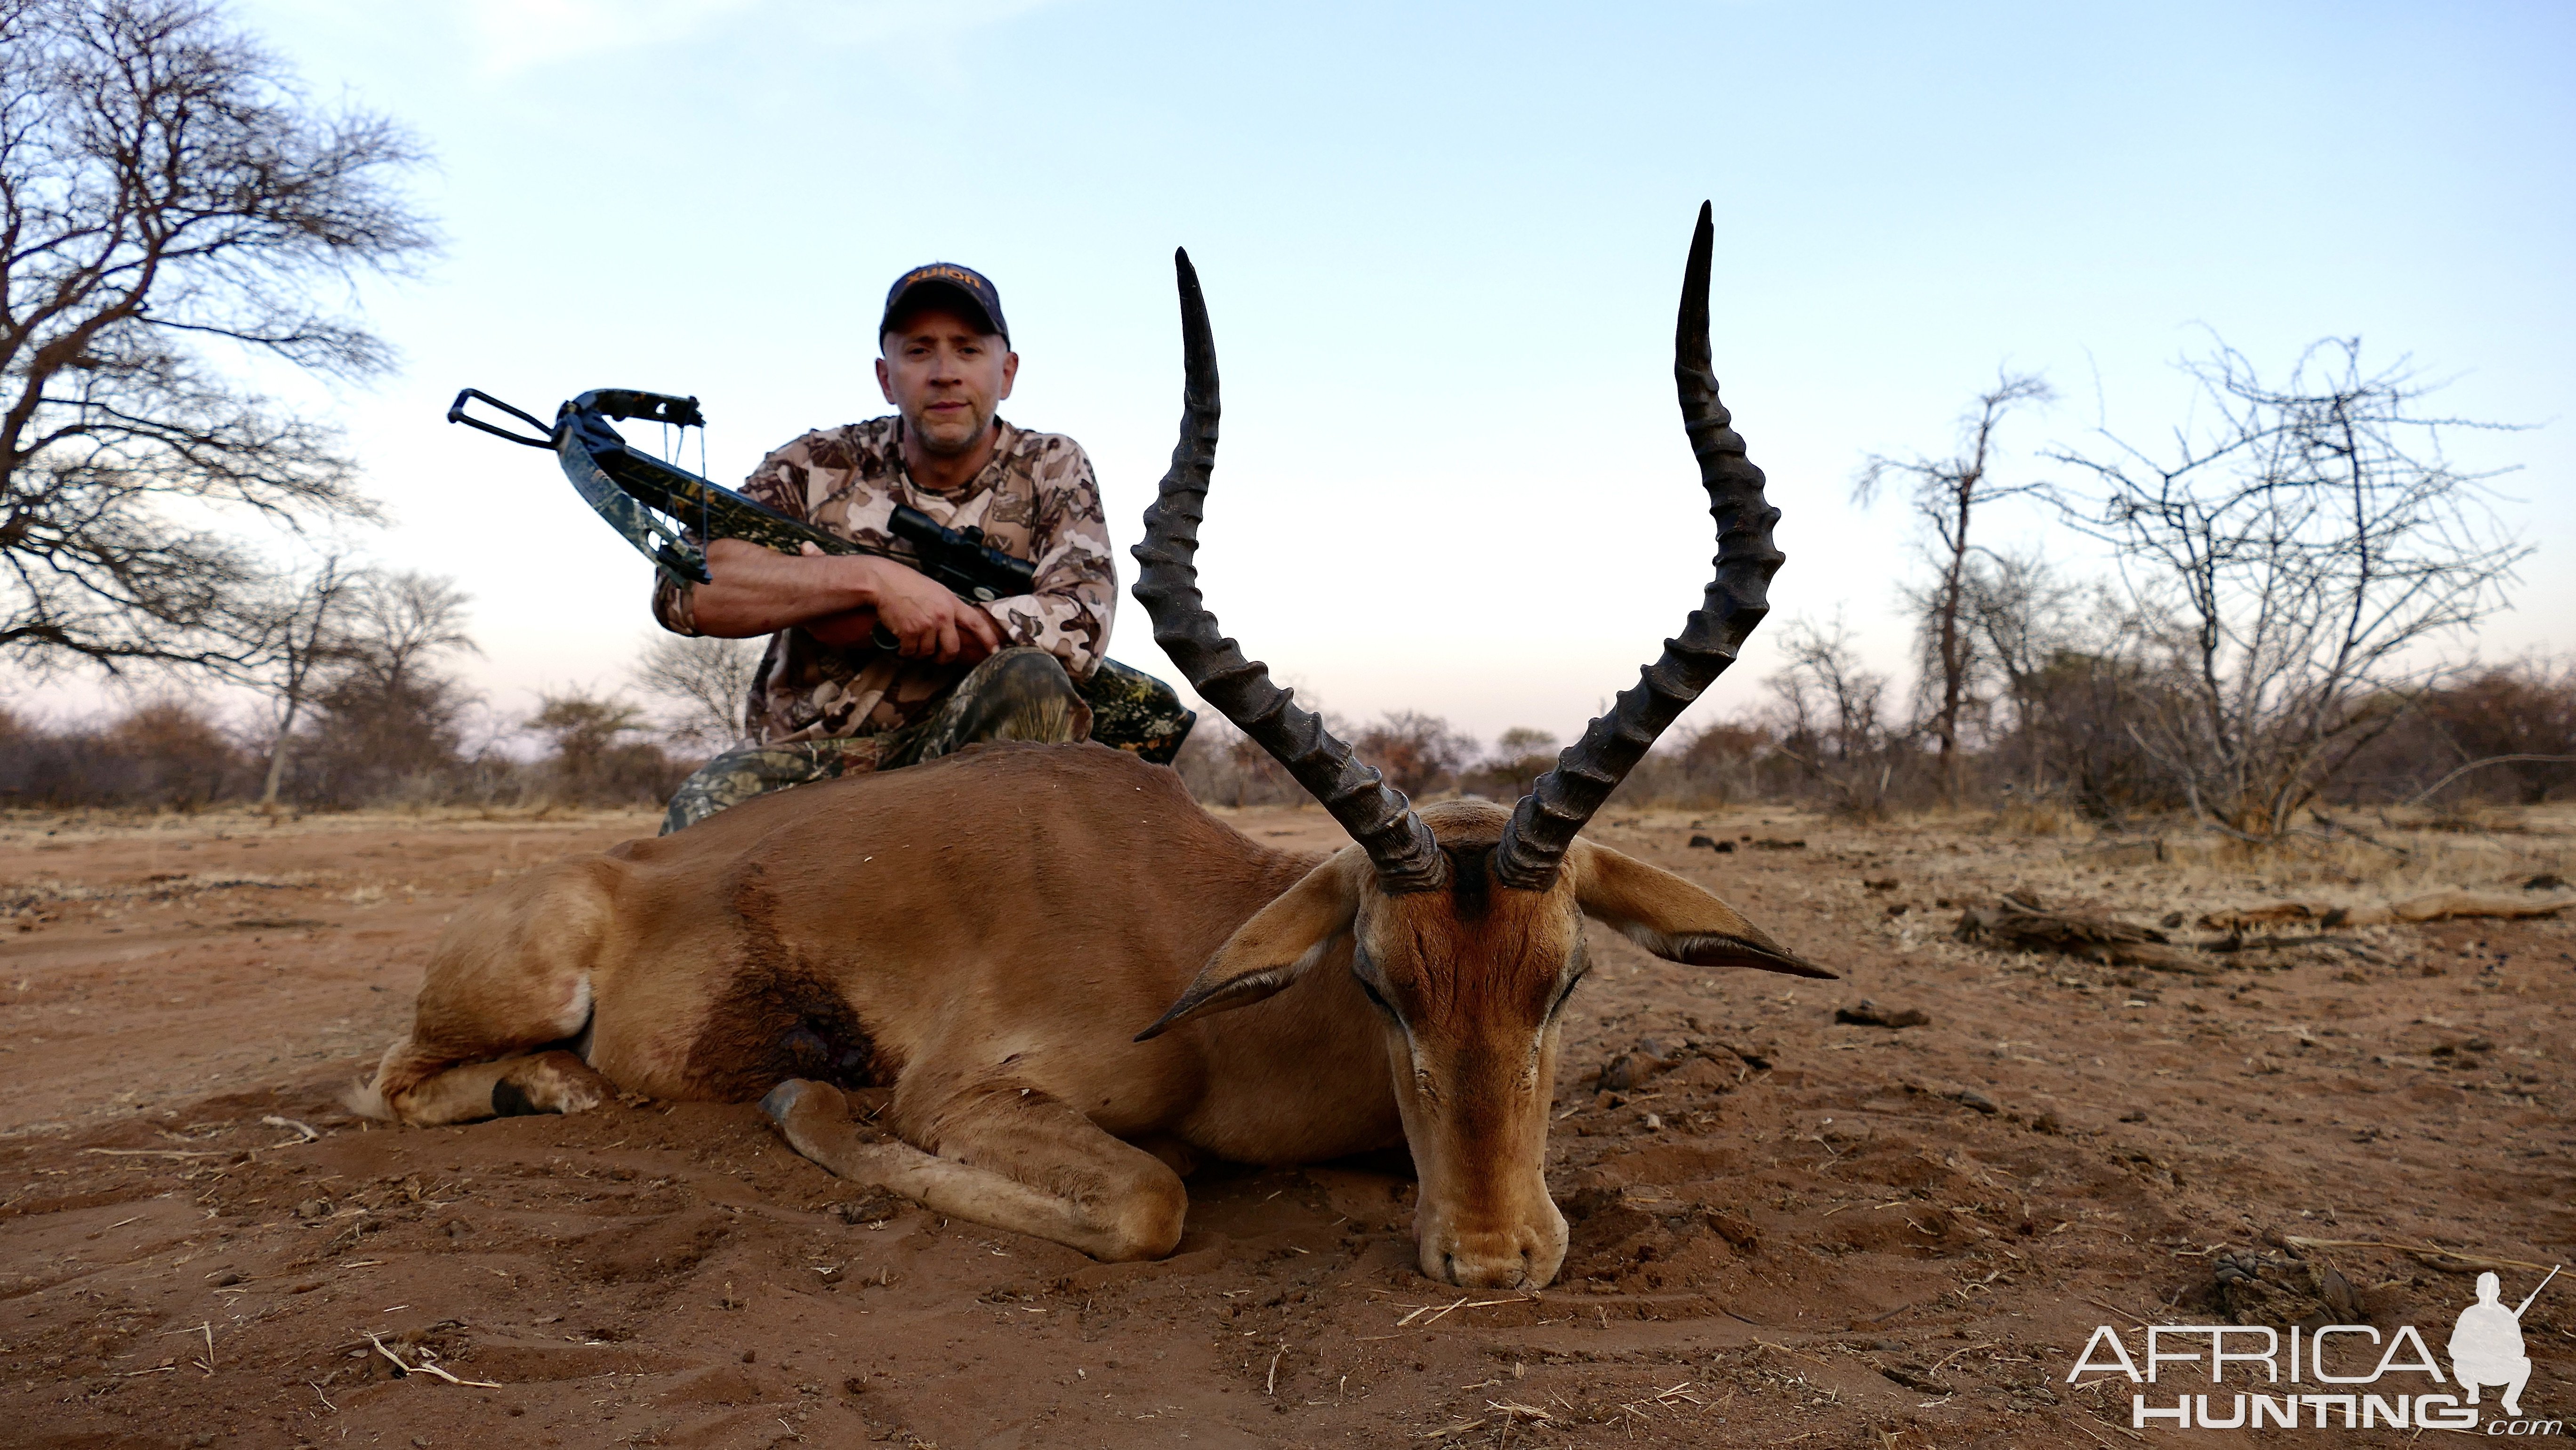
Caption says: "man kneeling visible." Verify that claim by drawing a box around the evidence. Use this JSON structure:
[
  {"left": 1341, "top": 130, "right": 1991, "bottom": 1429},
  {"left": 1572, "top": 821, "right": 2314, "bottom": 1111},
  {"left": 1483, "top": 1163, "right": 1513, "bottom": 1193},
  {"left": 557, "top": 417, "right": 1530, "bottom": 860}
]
[{"left": 653, "top": 263, "right": 1115, "bottom": 832}]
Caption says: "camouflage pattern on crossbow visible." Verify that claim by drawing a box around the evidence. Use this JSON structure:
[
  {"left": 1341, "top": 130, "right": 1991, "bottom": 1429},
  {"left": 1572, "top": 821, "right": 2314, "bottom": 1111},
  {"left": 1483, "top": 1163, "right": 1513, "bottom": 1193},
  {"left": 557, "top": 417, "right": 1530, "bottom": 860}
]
[{"left": 445, "top": 386, "right": 1193, "bottom": 764}]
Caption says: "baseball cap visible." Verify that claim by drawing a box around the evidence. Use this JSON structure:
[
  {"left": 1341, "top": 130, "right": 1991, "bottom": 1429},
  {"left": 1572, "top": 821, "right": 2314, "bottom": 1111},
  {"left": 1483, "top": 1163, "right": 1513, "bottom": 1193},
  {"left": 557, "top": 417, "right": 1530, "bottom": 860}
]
[{"left": 880, "top": 262, "right": 1009, "bottom": 343}]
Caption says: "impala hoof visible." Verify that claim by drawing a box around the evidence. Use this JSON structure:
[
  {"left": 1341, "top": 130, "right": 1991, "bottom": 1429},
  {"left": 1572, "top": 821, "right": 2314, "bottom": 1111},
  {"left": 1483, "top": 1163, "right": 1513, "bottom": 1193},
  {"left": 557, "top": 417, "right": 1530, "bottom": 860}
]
[{"left": 759, "top": 1078, "right": 814, "bottom": 1124}]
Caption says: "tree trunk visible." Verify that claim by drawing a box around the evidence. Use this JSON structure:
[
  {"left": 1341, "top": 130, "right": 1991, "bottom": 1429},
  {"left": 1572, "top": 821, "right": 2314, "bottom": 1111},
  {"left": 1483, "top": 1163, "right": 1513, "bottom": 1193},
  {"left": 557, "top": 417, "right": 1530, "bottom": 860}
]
[{"left": 260, "top": 699, "right": 302, "bottom": 807}]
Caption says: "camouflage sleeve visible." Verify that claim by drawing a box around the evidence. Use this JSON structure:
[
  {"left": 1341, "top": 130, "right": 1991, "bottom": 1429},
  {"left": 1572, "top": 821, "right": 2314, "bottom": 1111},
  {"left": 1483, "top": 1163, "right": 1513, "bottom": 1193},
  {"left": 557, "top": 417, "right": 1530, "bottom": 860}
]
[
  {"left": 982, "top": 436, "right": 1114, "bottom": 682},
  {"left": 649, "top": 437, "right": 821, "bottom": 638}
]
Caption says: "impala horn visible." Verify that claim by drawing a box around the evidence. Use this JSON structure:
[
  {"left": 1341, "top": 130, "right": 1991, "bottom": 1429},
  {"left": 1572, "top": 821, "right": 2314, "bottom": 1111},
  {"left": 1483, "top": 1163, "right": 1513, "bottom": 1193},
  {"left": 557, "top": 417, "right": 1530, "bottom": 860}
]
[
  {"left": 1130, "top": 250, "right": 1449, "bottom": 894},
  {"left": 1490, "top": 202, "right": 1786, "bottom": 890}
]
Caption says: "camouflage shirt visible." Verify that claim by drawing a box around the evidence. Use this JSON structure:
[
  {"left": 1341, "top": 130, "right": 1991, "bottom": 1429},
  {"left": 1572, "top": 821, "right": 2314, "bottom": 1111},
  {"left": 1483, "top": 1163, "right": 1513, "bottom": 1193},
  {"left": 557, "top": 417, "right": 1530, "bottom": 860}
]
[{"left": 652, "top": 417, "right": 1115, "bottom": 745}]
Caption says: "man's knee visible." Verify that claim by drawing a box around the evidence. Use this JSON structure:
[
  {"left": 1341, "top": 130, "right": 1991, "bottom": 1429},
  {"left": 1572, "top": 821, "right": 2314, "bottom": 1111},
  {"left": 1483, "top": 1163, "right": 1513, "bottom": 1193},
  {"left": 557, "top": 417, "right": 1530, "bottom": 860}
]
[
  {"left": 953, "top": 647, "right": 1090, "bottom": 746},
  {"left": 979, "top": 646, "right": 1078, "bottom": 699}
]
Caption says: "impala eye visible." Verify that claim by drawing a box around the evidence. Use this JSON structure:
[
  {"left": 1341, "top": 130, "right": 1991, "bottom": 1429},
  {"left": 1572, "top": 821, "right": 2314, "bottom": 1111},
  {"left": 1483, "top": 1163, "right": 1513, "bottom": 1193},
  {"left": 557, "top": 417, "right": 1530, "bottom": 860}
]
[
  {"left": 1546, "top": 964, "right": 1591, "bottom": 1021},
  {"left": 1355, "top": 974, "right": 1399, "bottom": 1020},
  {"left": 1351, "top": 951, "right": 1401, "bottom": 1022}
]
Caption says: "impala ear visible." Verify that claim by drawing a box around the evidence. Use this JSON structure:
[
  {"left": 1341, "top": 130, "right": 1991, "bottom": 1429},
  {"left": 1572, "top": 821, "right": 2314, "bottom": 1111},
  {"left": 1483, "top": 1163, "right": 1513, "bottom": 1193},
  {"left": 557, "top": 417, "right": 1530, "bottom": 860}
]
[
  {"left": 1570, "top": 841, "right": 1835, "bottom": 979},
  {"left": 1135, "top": 849, "right": 1367, "bottom": 1041}
]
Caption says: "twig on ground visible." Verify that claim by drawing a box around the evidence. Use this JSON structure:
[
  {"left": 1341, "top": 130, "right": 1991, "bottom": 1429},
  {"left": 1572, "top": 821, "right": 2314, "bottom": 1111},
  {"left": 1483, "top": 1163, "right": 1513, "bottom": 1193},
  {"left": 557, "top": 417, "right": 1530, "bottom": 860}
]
[
  {"left": 365, "top": 1331, "right": 503, "bottom": 1388},
  {"left": 2280, "top": 1237, "right": 2557, "bottom": 1274}
]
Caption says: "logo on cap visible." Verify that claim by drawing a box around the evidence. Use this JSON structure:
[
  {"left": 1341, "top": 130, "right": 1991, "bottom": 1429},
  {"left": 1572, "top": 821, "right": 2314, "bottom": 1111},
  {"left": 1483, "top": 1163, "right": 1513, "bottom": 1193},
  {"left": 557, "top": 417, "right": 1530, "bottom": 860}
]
[{"left": 882, "top": 262, "right": 1008, "bottom": 342}]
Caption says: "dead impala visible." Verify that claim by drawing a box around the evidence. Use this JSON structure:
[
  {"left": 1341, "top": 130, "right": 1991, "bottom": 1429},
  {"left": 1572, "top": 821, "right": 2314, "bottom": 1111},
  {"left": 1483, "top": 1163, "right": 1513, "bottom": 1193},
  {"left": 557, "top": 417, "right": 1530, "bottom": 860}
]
[{"left": 354, "top": 204, "right": 1827, "bottom": 1289}]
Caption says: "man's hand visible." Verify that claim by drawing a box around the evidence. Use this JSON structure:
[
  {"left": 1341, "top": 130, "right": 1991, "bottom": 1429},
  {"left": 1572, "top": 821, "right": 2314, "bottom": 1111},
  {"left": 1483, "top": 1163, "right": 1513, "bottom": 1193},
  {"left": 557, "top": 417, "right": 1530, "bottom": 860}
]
[{"left": 831, "top": 546, "right": 999, "bottom": 664}]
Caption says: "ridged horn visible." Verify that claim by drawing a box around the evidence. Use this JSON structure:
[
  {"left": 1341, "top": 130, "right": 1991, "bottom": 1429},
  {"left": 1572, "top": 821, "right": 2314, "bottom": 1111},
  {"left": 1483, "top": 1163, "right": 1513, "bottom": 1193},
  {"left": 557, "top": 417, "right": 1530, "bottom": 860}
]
[
  {"left": 1491, "top": 202, "right": 1785, "bottom": 891},
  {"left": 1130, "top": 249, "right": 1448, "bottom": 893}
]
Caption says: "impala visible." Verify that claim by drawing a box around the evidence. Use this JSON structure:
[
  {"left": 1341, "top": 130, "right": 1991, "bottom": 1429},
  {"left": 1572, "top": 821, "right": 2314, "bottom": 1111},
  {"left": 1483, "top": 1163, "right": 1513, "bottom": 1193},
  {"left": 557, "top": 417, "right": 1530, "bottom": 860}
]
[{"left": 354, "top": 205, "right": 1824, "bottom": 1288}]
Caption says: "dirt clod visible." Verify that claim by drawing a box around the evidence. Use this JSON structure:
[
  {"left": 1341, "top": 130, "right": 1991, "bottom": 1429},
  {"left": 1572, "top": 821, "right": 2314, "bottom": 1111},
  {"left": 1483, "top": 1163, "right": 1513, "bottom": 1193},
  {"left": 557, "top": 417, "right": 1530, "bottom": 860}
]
[{"left": 1834, "top": 999, "right": 1929, "bottom": 1029}]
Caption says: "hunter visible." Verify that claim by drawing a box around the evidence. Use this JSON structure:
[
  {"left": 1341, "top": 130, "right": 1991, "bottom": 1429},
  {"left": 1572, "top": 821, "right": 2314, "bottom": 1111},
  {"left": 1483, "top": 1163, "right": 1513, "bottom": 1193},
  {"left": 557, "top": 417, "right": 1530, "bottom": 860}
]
[{"left": 652, "top": 263, "right": 1139, "bottom": 832}]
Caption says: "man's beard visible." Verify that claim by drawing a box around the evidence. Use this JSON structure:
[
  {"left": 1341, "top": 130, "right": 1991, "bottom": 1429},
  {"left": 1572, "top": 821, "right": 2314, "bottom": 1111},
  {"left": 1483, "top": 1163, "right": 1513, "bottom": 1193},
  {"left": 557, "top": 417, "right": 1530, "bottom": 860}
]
[{"left": 910, "top": 404, "right": 991, "bottom": 457}]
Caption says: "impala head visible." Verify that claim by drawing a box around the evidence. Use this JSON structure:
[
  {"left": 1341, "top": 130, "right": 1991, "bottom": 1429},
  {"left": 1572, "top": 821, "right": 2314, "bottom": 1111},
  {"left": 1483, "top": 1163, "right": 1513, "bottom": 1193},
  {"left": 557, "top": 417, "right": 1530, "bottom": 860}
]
[{"left": 1129, "top": 204, "right": 1829, "bottom": 1289}]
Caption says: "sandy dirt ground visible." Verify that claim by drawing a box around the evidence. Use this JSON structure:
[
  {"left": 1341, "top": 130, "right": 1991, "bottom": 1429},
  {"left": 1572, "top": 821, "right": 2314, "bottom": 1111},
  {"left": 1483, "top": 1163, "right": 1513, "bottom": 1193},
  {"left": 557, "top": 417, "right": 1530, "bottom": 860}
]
[{"left": 2, "top": 793, "right": 2570, "bottom": 1449}]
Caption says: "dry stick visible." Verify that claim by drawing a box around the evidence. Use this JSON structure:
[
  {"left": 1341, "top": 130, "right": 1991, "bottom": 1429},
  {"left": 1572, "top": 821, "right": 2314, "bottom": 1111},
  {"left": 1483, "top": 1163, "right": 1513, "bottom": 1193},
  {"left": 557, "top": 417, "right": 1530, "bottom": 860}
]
[
  {"left": 2405, "top": 754, "right": 2576, "bottom": 808},
  {"left": 261, "top": 1115, "right": 321, "bottom": 1142},
  {"left": 2064, "top": 1415, "right": 2120, "bottom": 1450},
  {"left": 365, "top": 1332, "right": 503, "bottom": 1389},
  {"left": 1397, "top": 1296, "right": 1467, "bottom": 1328},
  {"left": 1266, "top": 1350, "right": 1280, "bottom": 1396},
  {"left": 2280, "top": 1237, "right": 2557, "bottom": 1274}
]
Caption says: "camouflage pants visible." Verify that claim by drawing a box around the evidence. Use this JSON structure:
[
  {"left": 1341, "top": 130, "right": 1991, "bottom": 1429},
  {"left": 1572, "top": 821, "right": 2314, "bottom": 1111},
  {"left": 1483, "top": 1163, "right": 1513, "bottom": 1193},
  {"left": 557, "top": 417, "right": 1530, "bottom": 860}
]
[{"left": 659, "top": 648, "right": 1193, "bottom": 834}]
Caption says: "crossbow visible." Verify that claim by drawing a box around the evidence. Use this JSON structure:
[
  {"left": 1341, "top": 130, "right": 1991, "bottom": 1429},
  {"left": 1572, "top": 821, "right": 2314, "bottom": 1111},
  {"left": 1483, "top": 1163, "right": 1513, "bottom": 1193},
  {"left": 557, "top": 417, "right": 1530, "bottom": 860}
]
[
  {"left": 446, "top": 387, "right": 1034, "bottom": 601},
  {"left": 446, "top": 385, "right": 1194, "bottom": 764}
]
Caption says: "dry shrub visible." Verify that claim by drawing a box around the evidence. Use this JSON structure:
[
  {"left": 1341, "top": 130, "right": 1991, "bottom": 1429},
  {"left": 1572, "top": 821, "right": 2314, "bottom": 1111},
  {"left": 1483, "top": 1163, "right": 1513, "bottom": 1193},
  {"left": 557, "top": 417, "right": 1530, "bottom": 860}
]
[
  {"left": 289, "top": 670, "right": 476, "bottom": 807},
  {"left": 1459, "top": 726, "right": 1558, "bottom": 802},
  {"left": 2339, "top": 660, "right": 2576, "bottom": 807},
  {"left": 1991, "top": 795, "right": 2089, "bottom": 838},
  {"left": 527, "top": 690, "right": 690, "bottom": 807},
  {"left": 1351, "top": 711, "right": 1475, "bottom": 797},
  {"left": 1171, "top": 716, "right": 1303, "bottom": 808},
  {"left": 0, "top": 696, "right": 254, "bottom": 809}
]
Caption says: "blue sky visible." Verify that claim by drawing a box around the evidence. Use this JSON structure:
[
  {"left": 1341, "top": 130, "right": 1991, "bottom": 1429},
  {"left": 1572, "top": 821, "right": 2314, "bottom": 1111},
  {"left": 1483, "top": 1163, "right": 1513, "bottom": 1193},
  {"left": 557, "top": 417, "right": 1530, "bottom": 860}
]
[{"left": 123, "top": 0, "right": 2576, "bottom": 744}]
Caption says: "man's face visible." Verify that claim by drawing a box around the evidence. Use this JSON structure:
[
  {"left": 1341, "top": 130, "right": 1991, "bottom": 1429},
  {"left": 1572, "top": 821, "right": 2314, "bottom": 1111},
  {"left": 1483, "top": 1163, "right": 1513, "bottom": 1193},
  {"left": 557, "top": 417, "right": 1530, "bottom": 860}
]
[{"left": 877, "top": 306, "right": 1017, "bottom": 459}]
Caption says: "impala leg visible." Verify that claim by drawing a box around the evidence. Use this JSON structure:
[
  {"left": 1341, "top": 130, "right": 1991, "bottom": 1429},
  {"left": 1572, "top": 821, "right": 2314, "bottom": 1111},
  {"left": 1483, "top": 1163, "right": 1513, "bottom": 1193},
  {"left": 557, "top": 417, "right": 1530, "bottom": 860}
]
[
  {"left": 761, "top": 1079, "right": 1187, "bottom": 1262},
  {"left": 353, "top": 855, "right": 621, "bottom": 1127},
  {"left": 356, "top": 1045, "right": 614, "bottom": 1126}
]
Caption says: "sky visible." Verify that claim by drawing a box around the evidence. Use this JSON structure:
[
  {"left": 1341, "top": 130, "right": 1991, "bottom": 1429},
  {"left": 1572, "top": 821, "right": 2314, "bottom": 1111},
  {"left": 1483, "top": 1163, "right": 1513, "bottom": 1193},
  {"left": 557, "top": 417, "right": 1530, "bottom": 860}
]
[{"left": 32, "top": 0, "right": 2576, "bottom": 749}]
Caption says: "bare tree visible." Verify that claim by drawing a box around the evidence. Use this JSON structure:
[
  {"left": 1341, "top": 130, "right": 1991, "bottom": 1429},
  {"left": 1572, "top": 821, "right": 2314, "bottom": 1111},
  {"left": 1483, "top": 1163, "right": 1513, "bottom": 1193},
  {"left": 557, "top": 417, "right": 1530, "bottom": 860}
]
[
  {"left": 333, "top": 571, "right": 477, "bottom": 699},
  {"left": 630, "top": 633, "right": 759, "bottom": 754},
  {"left": 2045, "top": 338, "right": 2527, "bottom": 838},
  {"left": 1856, "top": 371, "right": 2053, "bottom": 805},
  {"left": 292, "top": 571, "right": 476, "bottom": 805},
  {"left": 1764, "top": 616, "right": 1900, "bottom": 817},
  {"left": 241, "top": 553, "right": 360, "bottom": 806},
  {"left": 0, "top": 0, "right": 432, "bottom": 673},
  {"left": 1958, "top": 550, "right": 2167, "bottom": 817}
]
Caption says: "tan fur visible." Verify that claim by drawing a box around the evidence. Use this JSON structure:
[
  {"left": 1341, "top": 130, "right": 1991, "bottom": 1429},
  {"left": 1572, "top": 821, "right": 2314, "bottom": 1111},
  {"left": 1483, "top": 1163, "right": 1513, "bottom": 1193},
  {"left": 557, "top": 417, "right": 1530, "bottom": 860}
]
[{"left": 357, "top": 745, "right": 1824, "bottom": 1287}]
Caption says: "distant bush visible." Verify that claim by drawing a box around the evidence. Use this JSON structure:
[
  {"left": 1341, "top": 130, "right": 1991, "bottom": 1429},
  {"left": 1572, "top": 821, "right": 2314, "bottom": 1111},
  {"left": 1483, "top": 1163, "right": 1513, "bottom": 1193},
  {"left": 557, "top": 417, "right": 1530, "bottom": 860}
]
[
  {"left": 0, "top": 697, "right": 257, "bottom": 808},
  {"left": 527, "top": 690, "right": 692, "bottom": 807}
]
